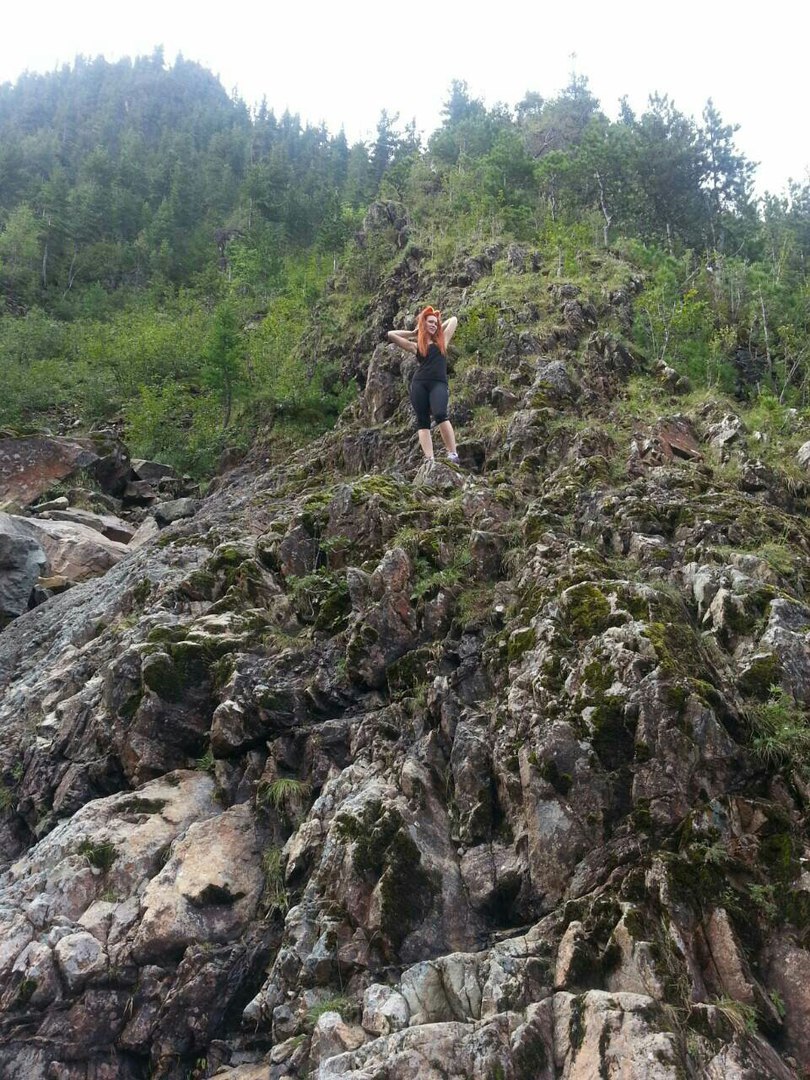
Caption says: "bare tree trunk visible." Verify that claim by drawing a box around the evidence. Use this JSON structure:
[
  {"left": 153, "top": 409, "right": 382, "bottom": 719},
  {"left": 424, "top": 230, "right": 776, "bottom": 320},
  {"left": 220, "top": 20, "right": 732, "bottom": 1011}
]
[
  {"left": 223, "top": 375, "right": 233, "bottom": 429},
  {"left": 594, "top": 170, "right": 612, "bottom": 249},
  {"left": 758, "top": 288, "right": 772, "bottom": 381},
  {"left": 61, "top": 244, "right": 79, "bottom": 299}
]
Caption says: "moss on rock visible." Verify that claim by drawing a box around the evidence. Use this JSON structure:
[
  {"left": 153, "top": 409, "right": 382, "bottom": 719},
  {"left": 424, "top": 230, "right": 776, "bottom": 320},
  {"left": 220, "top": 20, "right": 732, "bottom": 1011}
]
[
  {"left": 560, "top": 583, "right": 615, "bottom": 640},
  {"left": 335, "top": 800, "right": 437, "bottom": 949}
]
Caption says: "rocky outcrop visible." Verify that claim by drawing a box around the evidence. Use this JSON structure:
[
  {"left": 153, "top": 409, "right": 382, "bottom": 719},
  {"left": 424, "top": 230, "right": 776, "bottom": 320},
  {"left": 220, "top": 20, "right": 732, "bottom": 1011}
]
[{"left": 0, "top": 246, "right": 808, "bottom": 1079}]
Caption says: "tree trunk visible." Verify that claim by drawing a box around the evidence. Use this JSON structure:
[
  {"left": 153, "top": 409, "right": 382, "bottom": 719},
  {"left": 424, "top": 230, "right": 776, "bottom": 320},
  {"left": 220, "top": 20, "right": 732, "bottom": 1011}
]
[{"left": 594, "top": 170, "right": 612, "bottom": 249}]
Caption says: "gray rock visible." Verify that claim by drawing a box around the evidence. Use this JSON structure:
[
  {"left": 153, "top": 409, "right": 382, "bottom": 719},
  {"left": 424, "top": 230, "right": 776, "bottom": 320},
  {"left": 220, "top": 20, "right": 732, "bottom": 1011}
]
[
  {"left": 705, "top": 413, "right": 746, "bottom": 448},
  {"left": 362, "top": 983, "right": 410, "bottom": 1035},
  {"left": 760, "top": 598, "right": 810, "bottom": 704},
  {"left": 37, "top": 507, "right": 136, "bottom": 544},
  {"left": 0, "top": 512, "right": 47, "bottom": 619},
  {"left": 131, "top": 459, "right": 179, "bottom": 483},
  {"left": 10, "top": 514, "right": 130, "bottom": 584},
  {"left": 153, "top": 497, "right": 199, "bottom": 526},
  {"left": 53, "top": 931, "right": 106, "bottom": 990},
  {"left": 529, "top": 360, "right": 579, "bottom": 408},
  {"left": 310, "top": 1011, "right": 366, "bottom": 1065},
  {"left": 346, "top": 546, "right": 417, "bottom": 689},
  {"left": 123, "top": 480, "right": 157, "bottom": 504},
  {"left": 764, "top": 933, "right": 810, "bottom": 1072},
  {"left": 129, "top": 516, "right": 160, "bottom": 549},
  {"left": 30, "top": 496, "right": 70, "bottom": 513}
]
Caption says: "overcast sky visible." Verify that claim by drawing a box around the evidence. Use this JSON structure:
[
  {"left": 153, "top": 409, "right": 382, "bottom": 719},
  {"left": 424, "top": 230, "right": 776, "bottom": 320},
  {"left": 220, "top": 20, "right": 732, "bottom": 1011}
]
[{"left": 1, "top": 0, "right": 805, "bottom": 197}]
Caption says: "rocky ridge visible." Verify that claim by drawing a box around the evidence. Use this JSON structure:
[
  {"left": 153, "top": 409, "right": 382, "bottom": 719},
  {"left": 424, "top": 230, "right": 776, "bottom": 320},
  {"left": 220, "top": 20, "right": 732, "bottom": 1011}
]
[{"left": 0, "top": 236, "right": 809, "bottom": 1079}]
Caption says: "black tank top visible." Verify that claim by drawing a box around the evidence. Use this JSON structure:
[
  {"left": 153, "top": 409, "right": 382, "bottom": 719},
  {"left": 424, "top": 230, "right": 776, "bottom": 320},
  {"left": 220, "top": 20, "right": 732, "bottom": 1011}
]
[{"left": 413, "top": 343, "right": 447, "bottom": 383}]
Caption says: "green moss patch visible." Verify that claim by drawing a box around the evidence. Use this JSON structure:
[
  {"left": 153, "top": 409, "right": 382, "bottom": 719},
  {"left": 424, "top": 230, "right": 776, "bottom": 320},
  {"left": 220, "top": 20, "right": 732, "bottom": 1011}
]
[
  {"left": 560, "top": 583, "right": 616, "bottom": 640},
  {"left": 336, "top": 801, "right": 437, "bottom": 949},
  {"left": 644, "top": 619, "right": 705, "bottom": 679},
  {"left": 286, "top": 569, "right": 350, "bottom": 632}
]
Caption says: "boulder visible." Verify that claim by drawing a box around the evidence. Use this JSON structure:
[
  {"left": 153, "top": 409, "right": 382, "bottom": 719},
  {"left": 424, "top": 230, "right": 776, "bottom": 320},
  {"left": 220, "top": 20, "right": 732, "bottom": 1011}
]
[
  {"left": 36, "top": 507, "right": 136, "bottom": 545},
  {"left": 529, "top": 360, "right": 579, "bottom": 408},
  {"left": 362, "top": 983, "right": 410, "bottom": 1035},
  {"left": 53, "top": 931, "right": 107, "bottom": 991},
  {"left": 0, "top": 512, "right": 47, "bottom": 619},
  {"left": 346, "top": 547, "right": 417, "bottom": 689},
  {"left": 129, "top": 516, "right": 160, "bottom": 550},
  {"left": 12, "top": 516, "right": 130, "bottom": 583},
  {"left": 123, "top": 480, "right": 158, "bottom": 505},
  {"left": 0, "top": 436, "right": 98, "bottom": 508},
  {"left": 764, "top": 934, "right": 810, "bottom": 1071},
  {"left": 153, "top": 497, "right": 199, "bottom": 527},
  {"left": 131, "top": 459, "right": 179, "bottom": 483},
  {"left": 310, "top": 1011, "right": 366, "bottom": 1065},
  {"left": 553, "top": 991, "right": 680, "bottom": 1077},
  {"left": 30, "top": 496, "right": 69, "bottom": 513},
  {"left": 705, "top": 413, "right": 746, "bottom": 449},
  {"left": 131, "top": 802, "right": 265, "bottom": 962},
  {"left": 364, "top": 344, "right": 409, "bottom": 423}
]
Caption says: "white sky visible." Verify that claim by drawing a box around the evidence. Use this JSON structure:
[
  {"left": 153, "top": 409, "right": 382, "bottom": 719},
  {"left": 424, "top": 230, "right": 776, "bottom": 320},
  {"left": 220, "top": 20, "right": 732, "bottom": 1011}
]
[{"left": 1, "top": 0, "right": 806, "bottom": 197}]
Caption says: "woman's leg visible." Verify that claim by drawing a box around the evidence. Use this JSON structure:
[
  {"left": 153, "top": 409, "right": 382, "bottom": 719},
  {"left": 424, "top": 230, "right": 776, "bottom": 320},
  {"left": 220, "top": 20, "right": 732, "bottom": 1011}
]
[
  {"left": 417, "top": 428, "right": 434, "bottom": 458},
  {"left": 410, "top": 381, "right": 434, "bottom": 459},
  {"left": 436, "top": 420, "right": 457, "bottom": 455},
  {"left": 429, "top": 383, "right": 458, "bottom": 456}
]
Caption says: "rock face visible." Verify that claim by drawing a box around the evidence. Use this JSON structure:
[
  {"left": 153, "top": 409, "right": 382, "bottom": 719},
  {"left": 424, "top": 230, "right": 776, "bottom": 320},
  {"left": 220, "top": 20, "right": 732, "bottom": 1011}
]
[
  {"left": 0, "top": 433, "right": 132, "bottom": 508},
  {"left": 0, "top": 512, "right": 47, "bottom": 620},
  {"left": 0, "top": 436, "right": 100, "bottom": 508},
  {"left": 12, "top": 515, "right": 131, "bottom": 583},
  {"left": 0, "top": 245, "right": 808, "bottom": 1080}
]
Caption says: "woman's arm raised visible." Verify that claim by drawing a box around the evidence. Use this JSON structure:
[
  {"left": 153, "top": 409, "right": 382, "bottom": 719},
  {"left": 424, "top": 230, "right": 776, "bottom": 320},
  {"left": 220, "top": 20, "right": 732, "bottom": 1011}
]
[
  {"left": 387, "top": 329, "right": 418, "bottom": 353},
  {"left": 442, "top": 316, "right": 458, "bottom": 346}
]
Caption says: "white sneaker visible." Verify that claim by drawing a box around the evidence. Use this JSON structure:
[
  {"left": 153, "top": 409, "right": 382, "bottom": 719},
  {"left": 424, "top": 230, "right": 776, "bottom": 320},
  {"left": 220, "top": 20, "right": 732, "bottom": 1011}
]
[{"left": 447, "top": 452, "right": 460, "bottom": 464}]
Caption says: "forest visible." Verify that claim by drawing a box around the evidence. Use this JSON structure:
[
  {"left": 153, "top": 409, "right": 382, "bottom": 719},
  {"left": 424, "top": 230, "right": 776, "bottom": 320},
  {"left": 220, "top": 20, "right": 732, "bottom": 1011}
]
[{"left": 1, "top": 50, "right": 808, "bottom": 475}]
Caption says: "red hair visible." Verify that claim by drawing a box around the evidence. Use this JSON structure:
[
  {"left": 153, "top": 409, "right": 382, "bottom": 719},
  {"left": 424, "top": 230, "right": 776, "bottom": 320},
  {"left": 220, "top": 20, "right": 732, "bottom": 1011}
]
[{"left": 416, "top": 306, "right": 446, "bottom": 357}]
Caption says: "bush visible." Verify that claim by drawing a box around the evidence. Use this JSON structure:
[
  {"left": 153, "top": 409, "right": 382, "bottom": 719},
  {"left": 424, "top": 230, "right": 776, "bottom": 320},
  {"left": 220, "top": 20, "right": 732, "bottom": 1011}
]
[
  {"left": 747, "top": 685, "right": 810, "bottom": 772},
  {"left": 125, "top": 383, "right": 225, "bottom": 477}
]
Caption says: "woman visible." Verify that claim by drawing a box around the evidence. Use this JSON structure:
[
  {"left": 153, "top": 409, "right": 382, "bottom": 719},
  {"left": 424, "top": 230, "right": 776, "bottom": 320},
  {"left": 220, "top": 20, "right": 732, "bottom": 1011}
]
[{"left": 387, "top": 306, "right": 460, "bottom": 465}]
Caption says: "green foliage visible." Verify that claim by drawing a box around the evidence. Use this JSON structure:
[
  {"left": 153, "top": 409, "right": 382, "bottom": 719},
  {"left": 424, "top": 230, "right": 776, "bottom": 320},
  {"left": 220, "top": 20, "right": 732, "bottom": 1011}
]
[
  {"left": 747, "top": 883, "right": 779, "bottom": 921},
  {"left": 285, "top": 570, "right": 351, "bottom": 632},
  {"left": 256, "top": 777, "right": 311, "bottom": 815},
  {"left": 769, "top": 990, "right": 787, "bottom": 1019},
  {"left": 261, "top": 847, "right": 289, "bottom": 916},
  {"left": 77, "top": 838, "right": 118, "bottom": 872},
  {"left": 306, "top": 996, "right": 355, "bottom": 1028},
  {"left": 746, "top": 685, "right": 810, "bottom": 771},
  {"left": 411, "top": 544, "right": 472, "bottom": 602},
  {"left": 711, "top": 997, "right": 758, "bottom": 1036},
  {"left": 124, "top": 383, "right": 225, "bottom": 478},
  {"left": 202, "top": 302, "right": 245, "bottom": 427},
  {"left": 196, "top": 748, "right": 215, "bottom": 773},
  {"left": 756, "top": 542, "right": 795, "bottom": 578}
]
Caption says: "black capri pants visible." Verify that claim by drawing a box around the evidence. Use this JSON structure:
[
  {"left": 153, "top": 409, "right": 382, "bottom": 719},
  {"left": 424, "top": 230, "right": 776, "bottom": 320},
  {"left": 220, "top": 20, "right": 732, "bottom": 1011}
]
[{"left": 410, "top": 379, "right": 449, "bottom": 429}]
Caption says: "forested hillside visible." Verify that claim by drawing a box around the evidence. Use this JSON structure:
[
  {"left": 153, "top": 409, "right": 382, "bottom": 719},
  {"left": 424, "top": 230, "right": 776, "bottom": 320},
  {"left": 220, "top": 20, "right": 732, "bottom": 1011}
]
[{"left": 1, "top": 55, "right": 809, "bottom": 475}]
